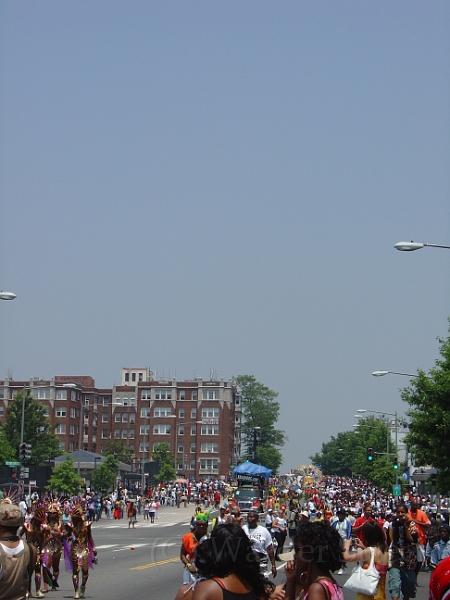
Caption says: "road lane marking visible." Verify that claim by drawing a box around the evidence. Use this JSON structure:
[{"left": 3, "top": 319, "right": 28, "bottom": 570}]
[
  {"left": 131, "top": 557, "right": 179, "bottom": 570},
  {"left": 95, "top": 544, "right": 119, "bottom": 549}
]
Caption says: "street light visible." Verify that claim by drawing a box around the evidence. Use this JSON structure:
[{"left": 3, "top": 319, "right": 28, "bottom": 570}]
[
  {"left": 0, "top": 291, "right": 17, "bottom": 300},
  {"left": 394, "top": 241, "right": 450, "bottom": 252},
  {"left": 372, "top": 371, "right": 418, "bottom": 378}
]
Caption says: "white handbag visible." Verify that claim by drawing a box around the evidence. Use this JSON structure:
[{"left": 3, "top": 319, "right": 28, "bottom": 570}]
[{"left": 343, "top": 547, "right": 380, "bottom": 596}]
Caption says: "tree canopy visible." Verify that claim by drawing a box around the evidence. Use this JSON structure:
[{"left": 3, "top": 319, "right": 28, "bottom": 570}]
[
  {"left": 2, "top": 391, "right": 61, "bottom": 465},
  {"left": 90, "top": 455, "right": 119, "bottom": 491},
  {"left": 402, "top": 326, "right": 450, "bottom": 492},
  {"left": 46, "top": 456, "right": 83, "bottom": 495},
  {"left": 235, "top": 375, "right": 284, "bottom": 474},
  {"left": 151, "top": 442, "right": 176, "bottom": 482},
  {"left": 310, "top": 416, "right": 401, "bottom": 489},
  {"left": 103, "top": 440, "right": 133, "bottom": 465}
]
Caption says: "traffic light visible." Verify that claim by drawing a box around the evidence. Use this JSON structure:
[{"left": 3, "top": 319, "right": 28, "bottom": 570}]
[
  {"left": 393, "top": 457, "right": 398, "bottom": 470},
  {"left": 19, "top": 443, "right": 31, "bottom": 461},
  {"left": 19, "top": 443, "right": 27, "bottom": 461},
  {"left": 367, "top": 447, "right": 374, "bottom": 462}
]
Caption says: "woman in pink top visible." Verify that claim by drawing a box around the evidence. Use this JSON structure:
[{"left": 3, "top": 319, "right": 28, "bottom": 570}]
[
  {"left": 343, "top": 521, "right": 389, "bottom": 600},
  {"left": 285, "top": 521, "right": 344, "bottom": 600}
]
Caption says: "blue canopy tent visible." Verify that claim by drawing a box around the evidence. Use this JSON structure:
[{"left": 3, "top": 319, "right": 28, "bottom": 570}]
[{"left": 232, "top": 461, "right": 272, "bottom": 480}]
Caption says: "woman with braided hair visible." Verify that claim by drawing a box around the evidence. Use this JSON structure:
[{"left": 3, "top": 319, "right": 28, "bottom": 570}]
[{"left": 63, "top": 504, "right": 97, "bottom": 599}]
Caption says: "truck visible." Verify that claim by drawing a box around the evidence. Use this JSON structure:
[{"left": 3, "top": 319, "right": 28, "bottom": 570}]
[{"left": 231, "top": 473, "right": 267, "bottom": 513}]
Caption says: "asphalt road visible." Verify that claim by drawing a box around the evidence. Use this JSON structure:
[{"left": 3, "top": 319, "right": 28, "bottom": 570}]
[{"left": 41, "top": 504, "right": 432, "bottom": 600}]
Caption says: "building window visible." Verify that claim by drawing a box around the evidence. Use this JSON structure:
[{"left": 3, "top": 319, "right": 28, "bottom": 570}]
[
  {"left": 0, "top": 407, "right": 3, "bottom": 417},
  {"left": 190, "top": 443, "right": 196, "bottom": 453},
  {"left": 202, "top": 389, "right": 219, "bottom": 400},
  {"left": 103, "top": 396, "right": 109, "bottom": 406},
  {"left": 69, "top": 425, "right": 75, "bottom": 435},
  {"left": 43, "top": 408, "right": 50, "bottom": 418},
  {"left": 132, "top": 373, "right": 136, "bottom": 382},
  {"left": 114, "top": 429, "right": 120, "bottom": 439},
  {"left": 115, "top": 413, "right": 121, "bottom": 422},
  {"left": 59, "top": 441, "right": 66, "bottom": 450},
  {"left": 201, "top": 425, "right": 219, "bottom": 435},
  {"left": 139, "top": 373, "right": 143, "bottom": 381},
  {"left": 201, "top": 408, "right": 219, "bottom": 418},
  {"left": 34, "top": 388, "right": 50, "bottom": 400},
  {"left": 55, "top": 424, "right": 66, "bottom": 435},
  {"left": 200, "top": 459, "right": 218, "bottom": 472},
  {"left": 129, "top": 413, "right": 135, "bottom": 424},
  {"left": 154, "top": 389, "right": 172, "bottom": 400},
  {"left": 179, "top": 408, "right": 185, "bottom": 418},
  {"left": 122, "top": 397, "right": 128, "bottom": 406},
  {"left": 179, "top": 390, "right": 185, "bottom": 400},
  {"left": 130, "top": 396, "right": 136, "bottom": 406},
  {"left": 140, "top": 408, "right": 150, "bottom": 418},
  {"left": 190, "top": 425, "right": 196, "bottom": 435},
  {"left": 189, "top": 459, "right": 195, "bottom": 470},
  {"left": 191, "top": 408, "right": 197, "bottom": 419},
  {"left": 154, "top": 407, "right": 172, "bottom": 417},
  {"left": 129, "top": 429, "right": 135, "bottom": 439},
  {"left": 84, "top": 426, "right": 89, "bottom": 436},
  {"left": 201, "top": 442, "right": 219, "bottom": 453},
  {"left": 122, "top": 414, "right": 128, "bottom": 423},
  {"left": 56, "top": 390, "right": 67, "bottom": 400},
  {"left": 69, "top": 442, "right": 74, "bottom": 452},
  {"left": 125, "top": 372, "right": 129, "bottom": 382},
  {"left": 70, "top": 408, "right": 76, "bottom": 418},
  {"left": 56, "top": 407, "right": 67, "bottom": 418},
  {"left": 84, "top": 395, "right": 90, "bottom": 405},
  {"left": 177, "top": 443, "right": 184, "bottom": 453},
  {"left": 0, "top": 389, "right": 4, "bottom": 399},
  {"left": 153, "top": 424, "right": 171, "bottom": 435},
  {"left": 140, "top": 442, "right": 149, "bottom": 453},
  {"left": 102, "top": 429, "right": 108, "bottom": 439},
  {"left": 141, "top": 390, "right": 151, "bottom": 400},
  {"left": 102, "top": 413, "right": 108, "bottom": 423},
  {"left": 192, "top": 391, "right": 197, "bottom": 401},
  {"left": 122, "top": 430, "right": 128, "bottom": 439},
  {"left": 140, "top": 425, "right": 150, "bottom": 435}
]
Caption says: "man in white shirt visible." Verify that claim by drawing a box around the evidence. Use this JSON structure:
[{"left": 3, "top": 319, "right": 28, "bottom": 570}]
[{"left": 243, "top": 508, "right": 277, "bottom": 579}]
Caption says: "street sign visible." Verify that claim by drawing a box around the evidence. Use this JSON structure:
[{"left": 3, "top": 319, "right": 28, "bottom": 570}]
[
  {"left": 29, "top": 480, "right": 37, "bottom": 487},
  {"left": 20, "top": 468, "right": 29, "bottom": 478},
  {"left": 5, "top": 461, "right": 20, "bottom": 467},
  {"left": 393, "top": 484, "right": 401, "bottom": 496}
]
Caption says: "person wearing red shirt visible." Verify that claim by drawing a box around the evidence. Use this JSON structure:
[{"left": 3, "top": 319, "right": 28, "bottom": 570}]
[
  {"left": 352, "top": 503, "right": 375, "bottom": 540},
  {"left": 408, "top": 497, "right": 431, "bottom": 581}
]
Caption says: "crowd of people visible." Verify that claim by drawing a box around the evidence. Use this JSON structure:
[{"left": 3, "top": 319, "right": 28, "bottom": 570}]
[{"left": 178, "top": 476, "right": 450, "bottom": 600}]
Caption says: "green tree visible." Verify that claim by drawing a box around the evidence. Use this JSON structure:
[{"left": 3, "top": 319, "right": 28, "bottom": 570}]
[
  {"left": 310, "top": 417, "right": 400, "bottom": 488},
  {"left": 235, "top": 375, "right": 285, "bottom": 474},
  {"left": 0, "top": 429, "right": 15, "bottom": 464},
  {"left": 90, "top": 455, "right": 118, "bottom": 491},
  {"left": 2, "top": 391, "right": 61, "bottom": 465},
  {"left": 46, "top": 456, "right": 83, "bottom": 495},
  {"left": 151, "top": 442, "right": 176, "bottom": 482},
  {"left": 402, "top": 327, "right": 450, "bottom": 492},
  {"left": 103, "top": 440, "right": 133, "bottom": 464}
]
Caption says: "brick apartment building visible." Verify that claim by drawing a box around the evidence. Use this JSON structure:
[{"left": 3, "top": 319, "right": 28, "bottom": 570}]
[{"left": 0, "top": 369, "right": 240, "bottom": 481}]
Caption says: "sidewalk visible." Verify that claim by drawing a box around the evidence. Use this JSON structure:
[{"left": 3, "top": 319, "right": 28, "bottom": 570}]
[{"left": 92, "top": 502, "right": 213, "bottom": 528}]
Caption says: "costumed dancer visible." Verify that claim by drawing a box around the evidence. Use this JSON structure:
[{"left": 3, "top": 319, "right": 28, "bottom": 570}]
[
  {"left": 20, "top": 506, "right": 46, "bottom": 598},
  {"left": 41, "top": 501, "right": 63, "bottom": 591},
  {"left": 63, "top": 504, "right": 97, "bottom": 599}
]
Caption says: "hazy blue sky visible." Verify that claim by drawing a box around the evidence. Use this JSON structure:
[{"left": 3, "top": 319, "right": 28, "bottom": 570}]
[{"left": 1, "top": 1, "right": 449, "bottom": 473}]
